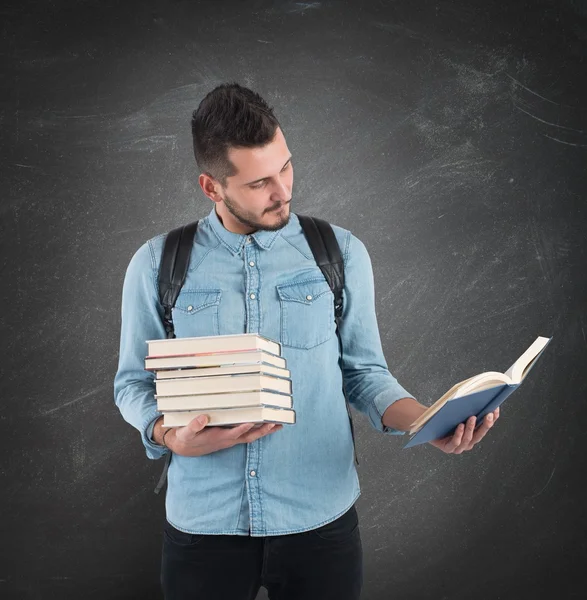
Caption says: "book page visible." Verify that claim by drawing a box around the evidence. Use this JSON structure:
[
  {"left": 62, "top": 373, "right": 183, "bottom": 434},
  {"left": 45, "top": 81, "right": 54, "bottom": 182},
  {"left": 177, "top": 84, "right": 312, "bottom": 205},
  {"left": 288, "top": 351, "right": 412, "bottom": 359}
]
[
  {"left": 409, "top": 376, "right": 476, "bottom": 431},
  {"left": 452, "top": 372, "right": 510, "bottom": 397},
  {"left": 503, "top": 336, "right": 551, "bottom": 382}
]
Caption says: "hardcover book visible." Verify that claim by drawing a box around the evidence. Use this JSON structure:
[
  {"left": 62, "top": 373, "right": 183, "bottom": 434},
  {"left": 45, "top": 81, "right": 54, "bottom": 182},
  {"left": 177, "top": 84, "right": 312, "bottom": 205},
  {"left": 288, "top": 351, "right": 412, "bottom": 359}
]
[
  {"left": 154, "top": 362, "right": 290, "bottom": 380},
  {"left": 156, "top": 389, "right": 293, "bottom": 412},
  {"left": 162, "top": 405, "right": 296, "bottom": 428},
  {"left": 403, "top": 335, "right": 552, "bottom": 449},
  {"left": 146, "top": 332, "right": 280, "bottom": 359},
  {"left": 145, "top": 349, "right": 286, "bottom": 371},
  {"left": 154, "top": 372, "right": 292, "bottom": 397}
]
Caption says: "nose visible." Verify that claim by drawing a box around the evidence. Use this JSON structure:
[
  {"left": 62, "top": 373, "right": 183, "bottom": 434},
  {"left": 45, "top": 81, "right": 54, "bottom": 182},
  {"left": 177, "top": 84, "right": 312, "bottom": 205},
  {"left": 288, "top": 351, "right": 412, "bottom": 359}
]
[{"left": 272, "top": 176, "right": 290, "bottom": 200}]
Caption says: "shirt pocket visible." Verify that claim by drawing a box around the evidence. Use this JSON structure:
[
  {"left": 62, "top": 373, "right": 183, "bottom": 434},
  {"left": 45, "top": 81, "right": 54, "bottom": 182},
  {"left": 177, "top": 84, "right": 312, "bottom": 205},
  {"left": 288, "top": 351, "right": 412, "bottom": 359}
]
[
  {"left": 171, "top": 289, "right": 222, "bottom": 338},
  {"left": 276, "top": 277, "right": 335, "bottom": 350}
]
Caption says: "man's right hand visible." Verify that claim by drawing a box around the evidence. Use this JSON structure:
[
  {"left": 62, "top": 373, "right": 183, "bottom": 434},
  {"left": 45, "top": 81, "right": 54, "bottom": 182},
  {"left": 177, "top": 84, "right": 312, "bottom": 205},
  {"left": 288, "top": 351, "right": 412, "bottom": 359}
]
[{"left": 154, "top": 415, "right": 283, "bottom": 457}]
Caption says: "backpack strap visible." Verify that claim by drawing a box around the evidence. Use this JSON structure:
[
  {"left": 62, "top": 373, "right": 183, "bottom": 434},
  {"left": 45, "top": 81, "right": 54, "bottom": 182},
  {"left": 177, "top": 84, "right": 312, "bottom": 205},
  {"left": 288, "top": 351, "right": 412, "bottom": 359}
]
[
  {"left": 153, "top": 220, "right": 199, "bottom": 495},
  {"left": 297, "top": 215, "right": 344, "bottom": 323},
  {"left": 297, "top": 215, "right": 358, "bottom": 466},
  {"left": 158, "top": 220, "right": 200, "bottom": 339}
]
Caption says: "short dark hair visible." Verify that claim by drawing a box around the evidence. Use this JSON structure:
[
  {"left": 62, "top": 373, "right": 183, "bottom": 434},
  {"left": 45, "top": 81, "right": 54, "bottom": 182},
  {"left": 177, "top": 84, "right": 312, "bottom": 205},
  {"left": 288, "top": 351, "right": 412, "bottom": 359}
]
[{"left": 191, "top": 82, "right": 282, "bottom": 188}]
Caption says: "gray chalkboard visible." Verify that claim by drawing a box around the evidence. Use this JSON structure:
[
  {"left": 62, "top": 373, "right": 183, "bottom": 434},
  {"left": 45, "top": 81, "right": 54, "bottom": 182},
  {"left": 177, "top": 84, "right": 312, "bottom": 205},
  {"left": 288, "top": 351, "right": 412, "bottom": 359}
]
[{"left": 1, "top": 0, "right": 586, "bottom": 598}]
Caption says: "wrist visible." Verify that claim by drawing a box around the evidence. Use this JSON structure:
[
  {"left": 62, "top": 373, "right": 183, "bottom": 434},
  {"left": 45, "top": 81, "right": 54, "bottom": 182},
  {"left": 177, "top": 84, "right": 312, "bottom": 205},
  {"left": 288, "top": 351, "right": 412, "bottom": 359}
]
[
  {"left": 162, "top": 427, "right": 174, "bottom": 449},
  {"left": 152, "top": 416, "right": 168, "bottom": 446},
  {"left": 382, "top": 397, "right": 427, "bottom": 432}
]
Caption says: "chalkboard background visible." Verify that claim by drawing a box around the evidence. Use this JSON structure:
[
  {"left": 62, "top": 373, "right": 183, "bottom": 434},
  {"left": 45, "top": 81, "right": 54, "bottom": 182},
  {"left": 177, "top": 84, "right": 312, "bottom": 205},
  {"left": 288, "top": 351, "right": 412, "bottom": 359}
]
[{"left": 2, "top": 0, "right": 586, "bottom": 598}]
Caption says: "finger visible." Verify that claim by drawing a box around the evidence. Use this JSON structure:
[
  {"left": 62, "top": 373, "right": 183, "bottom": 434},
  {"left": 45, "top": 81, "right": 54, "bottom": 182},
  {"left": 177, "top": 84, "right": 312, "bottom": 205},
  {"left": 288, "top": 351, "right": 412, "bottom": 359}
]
[
  {"left": 203, "top": 423, "right": 257, "bottom": 449},
  {"left": 445, "top": 422, "right": 466, "bottom": 453},
  {"left": 452, "top": 416, "right": 477, "bottom": 453},
  {"left": 174, "top": 418, "right": 202, "bottom": 442},
  {"left": 248, "top": 422, "right": 281, "bottom": 438},
  {"left": 239, "top": 423, "right": 283, "bottom": 443},
  {"left": 465, "top": 414, "right": 495, "bottom": 448},
  {"left": 227, "top": 422, "right": 258, "bottom": 438},
  {"left": 458, "top": 416, "right": 476, "bottom": 449},
  {"left": 470, "top": 423, "right": 489, "bottom": 447},
  {"left": 470, "top": 413, "right": 493, "bottom": 437},
  {"left": 465, "top": 416, "right": 477, "bottom": 441},
  {"left": 184, "top": 415, "right": 209, "bottom": 434}
]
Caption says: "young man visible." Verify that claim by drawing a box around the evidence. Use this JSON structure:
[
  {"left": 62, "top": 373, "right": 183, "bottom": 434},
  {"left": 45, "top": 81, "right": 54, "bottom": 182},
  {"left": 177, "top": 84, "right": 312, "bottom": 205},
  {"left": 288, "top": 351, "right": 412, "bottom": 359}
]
[{"left": 113, "top": 82, "right": 498, "bottom": 600}]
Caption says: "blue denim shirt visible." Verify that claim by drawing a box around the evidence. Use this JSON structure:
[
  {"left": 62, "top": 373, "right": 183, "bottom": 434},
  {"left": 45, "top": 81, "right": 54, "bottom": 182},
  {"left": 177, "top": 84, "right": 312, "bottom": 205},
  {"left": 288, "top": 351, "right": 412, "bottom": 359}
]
[{"left": 113, "top": 205, "right": 414, "bottom": 536}]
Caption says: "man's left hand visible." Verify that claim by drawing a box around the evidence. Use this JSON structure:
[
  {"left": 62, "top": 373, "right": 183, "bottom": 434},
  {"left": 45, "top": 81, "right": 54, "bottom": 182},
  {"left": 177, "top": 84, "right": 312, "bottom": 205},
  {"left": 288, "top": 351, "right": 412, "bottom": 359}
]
[{"left": 428, "top": 407, "right": 500, "bottom": 454}]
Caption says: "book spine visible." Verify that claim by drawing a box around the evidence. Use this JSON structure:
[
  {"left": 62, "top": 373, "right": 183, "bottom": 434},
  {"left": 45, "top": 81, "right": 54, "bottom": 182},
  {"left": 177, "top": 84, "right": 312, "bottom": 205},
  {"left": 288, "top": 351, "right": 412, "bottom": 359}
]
[
  {"left": 475, "top": 383, "right": 519, "bottom": 425},
  {"left": 154, "top": 389, "right": 292, "bottom": 399},
  {"left": 146, "top": 347, "right": 266, "bottom": 359},
  {"left": 159, "top": 402, "right": 292, "bottom": 412}
]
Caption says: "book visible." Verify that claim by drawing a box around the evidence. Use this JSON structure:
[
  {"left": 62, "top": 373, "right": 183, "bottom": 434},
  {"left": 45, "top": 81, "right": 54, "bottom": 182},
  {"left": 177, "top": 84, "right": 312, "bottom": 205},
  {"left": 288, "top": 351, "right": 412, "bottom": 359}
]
[
  {"left": 146, "top": 333, "right": 280, "bottom": 359},
  {"left": 154, "top": 372, "right": 292, "bottom": 397},
  {"left": 145, "top": 349, "right": 286, "bottom": 371},
  {"left": 154, "top": 362, "right": 290, "bottom": 380},
  {"left": 403, "top": 335, "right": 552, "bottom": 449},
  {"left": 156, "top": 389, "right": 293, "bottom": 412},
  {"left": 162, "top": 405, "right": 296, "bottom": 428}
]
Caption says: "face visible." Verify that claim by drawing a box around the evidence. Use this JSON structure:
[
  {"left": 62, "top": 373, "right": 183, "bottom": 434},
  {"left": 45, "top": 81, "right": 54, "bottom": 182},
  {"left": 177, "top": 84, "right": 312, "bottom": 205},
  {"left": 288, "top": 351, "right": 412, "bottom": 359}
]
[{"left": 199, "top": 127, "right": 294, "bottom": 234}]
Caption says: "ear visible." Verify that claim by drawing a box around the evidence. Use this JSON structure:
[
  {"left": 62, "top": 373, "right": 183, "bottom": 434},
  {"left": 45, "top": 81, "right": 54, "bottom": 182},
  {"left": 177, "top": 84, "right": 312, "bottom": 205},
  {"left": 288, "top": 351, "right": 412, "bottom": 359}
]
[{"left": 199, "top": 173, "right": 222, "bottom": 202}]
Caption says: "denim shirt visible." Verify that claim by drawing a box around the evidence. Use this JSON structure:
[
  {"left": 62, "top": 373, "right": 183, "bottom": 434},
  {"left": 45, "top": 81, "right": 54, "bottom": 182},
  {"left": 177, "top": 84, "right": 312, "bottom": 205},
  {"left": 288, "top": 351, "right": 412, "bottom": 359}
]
[{"left": 113, "top": 205, "right": 414, "bottom": 536}]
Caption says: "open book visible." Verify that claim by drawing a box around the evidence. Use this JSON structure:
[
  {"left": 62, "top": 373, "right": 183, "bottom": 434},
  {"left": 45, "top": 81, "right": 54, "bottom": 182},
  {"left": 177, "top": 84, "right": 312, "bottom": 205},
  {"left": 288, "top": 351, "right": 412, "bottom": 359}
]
[{"left": 403, "top": 335, "right": 552, "bottom": 449}]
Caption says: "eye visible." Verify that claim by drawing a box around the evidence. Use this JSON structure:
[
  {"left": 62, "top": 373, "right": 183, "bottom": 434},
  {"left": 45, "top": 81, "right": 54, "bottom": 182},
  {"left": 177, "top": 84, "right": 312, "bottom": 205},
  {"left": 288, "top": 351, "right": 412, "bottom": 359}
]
[{"left": 249, "top": 162, "right": 291, "bottom": 190}]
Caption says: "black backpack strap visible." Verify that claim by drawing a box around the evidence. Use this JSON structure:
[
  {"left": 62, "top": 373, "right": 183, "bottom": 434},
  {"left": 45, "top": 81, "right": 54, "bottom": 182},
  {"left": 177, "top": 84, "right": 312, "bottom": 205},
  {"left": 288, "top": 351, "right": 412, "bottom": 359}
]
[
  {"left": 297, "top": 215, "right": 358, "bottom": 466},
  {"left": 297, "top": 215, "right": 344, "bottom": 322},
  {"left": 153, "top": 220, "right": 199, "bottom": 495},
  {"left": 158, "top": 220, "right": 200, "bottom": 339}
]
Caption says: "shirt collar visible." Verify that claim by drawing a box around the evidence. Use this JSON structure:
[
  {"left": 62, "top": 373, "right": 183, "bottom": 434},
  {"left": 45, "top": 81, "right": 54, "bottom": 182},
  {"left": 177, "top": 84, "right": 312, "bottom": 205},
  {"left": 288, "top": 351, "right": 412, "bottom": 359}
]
[{"left": 206, "top": 204, "right": 298, "bottom": 255}]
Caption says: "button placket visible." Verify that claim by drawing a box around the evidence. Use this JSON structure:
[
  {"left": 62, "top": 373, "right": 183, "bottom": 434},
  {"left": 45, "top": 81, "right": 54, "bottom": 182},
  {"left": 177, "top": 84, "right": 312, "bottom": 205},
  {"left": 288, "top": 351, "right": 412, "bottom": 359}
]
[
  {"left": 245, "top": 242, "right": 260, "bottom": 325},
  {"left": 243, "top": 237, "right": 261, "bottom": 529}
]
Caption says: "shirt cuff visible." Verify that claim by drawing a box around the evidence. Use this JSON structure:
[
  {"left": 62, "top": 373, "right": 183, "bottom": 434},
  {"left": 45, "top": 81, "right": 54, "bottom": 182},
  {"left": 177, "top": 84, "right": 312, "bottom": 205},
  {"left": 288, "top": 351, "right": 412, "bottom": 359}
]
[
  {"left": 142, "top": 410, "right": 169, "bottom": 460},
  {"left": 370, "top": 387, "right": 415, "bottom": 436}
]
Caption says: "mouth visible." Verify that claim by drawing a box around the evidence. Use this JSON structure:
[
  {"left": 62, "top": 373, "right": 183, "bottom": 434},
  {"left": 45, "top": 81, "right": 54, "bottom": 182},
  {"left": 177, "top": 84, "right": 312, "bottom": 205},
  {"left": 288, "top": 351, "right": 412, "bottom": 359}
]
[{"left": 269, "top": 201, "right": 291, "bottom": 212}]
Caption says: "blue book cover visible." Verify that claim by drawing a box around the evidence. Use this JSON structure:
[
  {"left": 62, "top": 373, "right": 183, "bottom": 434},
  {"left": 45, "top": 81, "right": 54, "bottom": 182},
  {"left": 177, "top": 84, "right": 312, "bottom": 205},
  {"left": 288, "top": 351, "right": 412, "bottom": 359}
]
[{"left": 403, "top": 335, "right": 553, "bottom": 449}]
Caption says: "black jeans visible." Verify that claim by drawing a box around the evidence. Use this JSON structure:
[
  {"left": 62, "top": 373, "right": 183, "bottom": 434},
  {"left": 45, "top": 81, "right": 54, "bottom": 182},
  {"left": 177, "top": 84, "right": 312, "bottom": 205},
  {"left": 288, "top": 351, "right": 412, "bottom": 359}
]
[{"left": 161, "top": 504, "right": 363, "bottom": 600}]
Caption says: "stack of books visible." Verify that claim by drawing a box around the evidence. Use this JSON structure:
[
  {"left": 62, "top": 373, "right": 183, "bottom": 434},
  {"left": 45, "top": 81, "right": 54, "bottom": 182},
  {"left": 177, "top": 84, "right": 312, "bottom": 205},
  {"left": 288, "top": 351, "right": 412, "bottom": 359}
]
[{"left": 144, "top": 333, "right": 296, "bottom": 429}]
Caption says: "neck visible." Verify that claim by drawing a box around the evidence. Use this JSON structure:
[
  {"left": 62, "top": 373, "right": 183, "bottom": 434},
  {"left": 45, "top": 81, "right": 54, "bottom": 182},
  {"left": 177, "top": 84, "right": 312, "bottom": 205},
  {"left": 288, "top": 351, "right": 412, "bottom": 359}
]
[{"left": 215, "top": 204, "right": 256, "bottom": 235}]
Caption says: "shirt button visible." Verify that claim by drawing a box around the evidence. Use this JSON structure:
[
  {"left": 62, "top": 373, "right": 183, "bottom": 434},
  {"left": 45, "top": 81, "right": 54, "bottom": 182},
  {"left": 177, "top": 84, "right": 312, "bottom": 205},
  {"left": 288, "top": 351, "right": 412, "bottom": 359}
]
[
  {"left": 306, "top": 295, "right": 312, "bottom": 301},
  {"left": 249, "top": 261, "right": 255, "bottom": 267},
  {"left": 250, "top": 470, "right": 256, "bottom": 477},
  {"left": 250, "top": 293, "right": 256, "bottom": 300},
  {"left": 187, "top": 305, "right": 193, "bottom": 311}
]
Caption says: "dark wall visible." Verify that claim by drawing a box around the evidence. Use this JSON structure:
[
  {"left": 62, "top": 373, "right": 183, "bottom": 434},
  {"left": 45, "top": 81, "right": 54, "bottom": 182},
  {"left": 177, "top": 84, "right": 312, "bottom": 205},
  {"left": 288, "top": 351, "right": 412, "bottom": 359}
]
[{"left": 2, "top": 1, "right": 586, "bottom": 598}]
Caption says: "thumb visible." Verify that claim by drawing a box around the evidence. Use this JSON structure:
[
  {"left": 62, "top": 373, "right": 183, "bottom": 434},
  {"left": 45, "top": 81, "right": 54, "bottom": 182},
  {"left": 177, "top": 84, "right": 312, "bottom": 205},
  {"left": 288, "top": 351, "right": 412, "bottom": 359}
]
[
  {"left": 191, "top": 414, "right": 209, "bottom": 430},
  {"left": 177, "top": 415, "right": 208, "bottom": 440}
]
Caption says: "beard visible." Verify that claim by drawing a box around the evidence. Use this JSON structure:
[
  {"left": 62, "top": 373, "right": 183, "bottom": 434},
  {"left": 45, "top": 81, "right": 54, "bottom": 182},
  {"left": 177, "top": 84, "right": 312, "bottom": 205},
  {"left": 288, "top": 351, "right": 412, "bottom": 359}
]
[{"left": 221, "top": 192, "right": 291, "bottom": 232}]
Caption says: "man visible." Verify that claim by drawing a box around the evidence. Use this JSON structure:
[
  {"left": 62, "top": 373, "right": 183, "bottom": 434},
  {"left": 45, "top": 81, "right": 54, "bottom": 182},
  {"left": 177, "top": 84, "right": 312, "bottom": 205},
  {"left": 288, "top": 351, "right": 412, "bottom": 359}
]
[{"left": 113, "top": 82, "right": 499, "bottom": 600}]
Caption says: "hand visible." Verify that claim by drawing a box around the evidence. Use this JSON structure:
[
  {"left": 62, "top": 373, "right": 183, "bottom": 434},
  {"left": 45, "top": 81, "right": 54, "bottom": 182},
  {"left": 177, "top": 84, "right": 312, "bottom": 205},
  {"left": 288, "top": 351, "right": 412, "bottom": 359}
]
[
  {"left": 428, "top": 407, "right": 500, "bottom": 454},
  {"left": 167, "top": 416, "right": 283, "bottom": 457}
]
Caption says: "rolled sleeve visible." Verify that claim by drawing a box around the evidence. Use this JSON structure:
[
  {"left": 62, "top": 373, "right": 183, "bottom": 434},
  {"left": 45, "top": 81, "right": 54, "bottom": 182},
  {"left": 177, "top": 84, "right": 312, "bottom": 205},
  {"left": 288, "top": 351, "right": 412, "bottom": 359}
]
[
  {"left": 113, "top": 240, "right": 170, "bottom": 460},
  {"left": 339, "top": 232, "right": 415, "bottom": 436}
]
